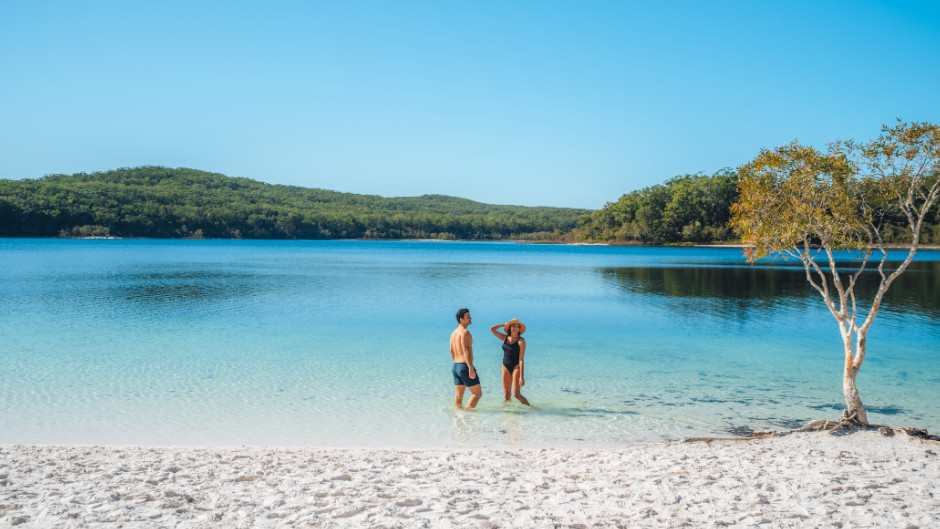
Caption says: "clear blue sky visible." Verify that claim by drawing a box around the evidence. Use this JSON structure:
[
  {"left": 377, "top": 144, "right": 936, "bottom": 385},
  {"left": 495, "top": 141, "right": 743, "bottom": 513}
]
[{"left": 2, "top": 1, "right": 938, "bottom": 209}]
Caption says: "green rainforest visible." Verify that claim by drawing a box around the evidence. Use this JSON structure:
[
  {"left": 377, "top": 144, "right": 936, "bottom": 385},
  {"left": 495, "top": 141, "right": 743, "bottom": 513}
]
[{"left": 0, "top": 166, "right": 936, "bottom": 244}]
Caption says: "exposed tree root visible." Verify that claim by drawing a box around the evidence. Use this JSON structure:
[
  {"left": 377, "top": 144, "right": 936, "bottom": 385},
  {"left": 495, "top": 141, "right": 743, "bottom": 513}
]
[
  {"left": 682, "top": 419, "right": 940, "bottom": 445},
  {"left": 789, "top": 416, "right": 940, "bottom": 443},
  {"left": 879, "top": 427, "right": 940, "bottom": 443}
]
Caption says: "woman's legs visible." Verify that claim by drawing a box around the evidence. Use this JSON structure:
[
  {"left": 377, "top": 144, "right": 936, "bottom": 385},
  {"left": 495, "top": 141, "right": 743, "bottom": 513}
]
[
  {"left": 501, "top": 365, "right": 513, "bottom": 401},
  {"left": 511, "top": 368, "right": 530, "bottom": 406}
]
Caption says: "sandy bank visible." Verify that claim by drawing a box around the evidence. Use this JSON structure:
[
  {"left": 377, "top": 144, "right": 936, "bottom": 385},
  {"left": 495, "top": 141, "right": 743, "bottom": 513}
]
[{"left": 2, "top": 431, "right": 938, "bottom": 528}]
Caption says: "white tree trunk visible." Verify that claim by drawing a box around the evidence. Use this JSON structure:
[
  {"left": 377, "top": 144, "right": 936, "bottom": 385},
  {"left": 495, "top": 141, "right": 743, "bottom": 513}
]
[{"left": 842, "top": 334, "right": 868, "bottom": 424}]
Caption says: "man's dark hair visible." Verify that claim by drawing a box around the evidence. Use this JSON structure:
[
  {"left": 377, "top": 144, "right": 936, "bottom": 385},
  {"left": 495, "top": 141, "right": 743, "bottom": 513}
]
[{"left": 456, "top": 308, "right": 470, "bottom": 322}]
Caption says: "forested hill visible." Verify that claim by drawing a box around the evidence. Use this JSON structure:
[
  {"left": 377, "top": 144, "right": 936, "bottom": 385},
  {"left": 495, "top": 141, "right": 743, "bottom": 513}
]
[
  {"left": 577, "top": 169, "right": 740, "bottom": 244},
  {"left": 0, "top": 167, "right": 590, "bottom": 240},
  {"left": 575, "top": 168, "right": 940, "bottom": 245}
]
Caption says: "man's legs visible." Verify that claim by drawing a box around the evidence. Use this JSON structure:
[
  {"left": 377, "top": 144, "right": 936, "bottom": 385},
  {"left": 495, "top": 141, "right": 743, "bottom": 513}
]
[
  {"left": 467, "top": 384, "right": 482, "bottom": 409},
  {"left": 454, "top": 385, "right": 466, "bottom": 408}
]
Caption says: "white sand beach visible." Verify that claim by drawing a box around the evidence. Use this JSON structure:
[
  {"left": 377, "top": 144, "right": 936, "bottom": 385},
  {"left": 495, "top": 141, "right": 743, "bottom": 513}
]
[{"left": 1, "top": 430, "right": 938, "bottom": 528}]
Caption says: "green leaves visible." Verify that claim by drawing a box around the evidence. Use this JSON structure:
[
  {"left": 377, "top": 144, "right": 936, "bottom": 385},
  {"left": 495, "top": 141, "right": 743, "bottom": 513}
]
[
  {"left": 732, "top": 143, "right": 854, "bottom": 260},
  {"left": 583, "top": 169, "right": 739, "bottom": 244},
  {"left": 0, "top": 167, "right": 588, "bottom": 240}
]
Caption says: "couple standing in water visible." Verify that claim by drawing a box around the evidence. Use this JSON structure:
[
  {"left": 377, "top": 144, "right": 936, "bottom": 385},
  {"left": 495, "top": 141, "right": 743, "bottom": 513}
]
[{"left": 449, "top": 308, "right": 530, "bottom": 409}]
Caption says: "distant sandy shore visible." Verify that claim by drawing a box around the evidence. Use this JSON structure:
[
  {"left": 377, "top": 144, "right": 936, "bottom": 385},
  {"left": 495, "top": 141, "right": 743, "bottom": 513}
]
[{"left": 2, "top": 430, "right": 938, "bottom": 528}]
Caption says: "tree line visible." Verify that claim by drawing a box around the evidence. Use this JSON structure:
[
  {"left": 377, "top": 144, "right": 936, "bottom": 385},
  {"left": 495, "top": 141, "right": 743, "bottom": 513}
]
[
  {"left": 0, "top": 167, "right": 588, "bottom": 240},
  {"left": 576, "top": 168, "right": 938, "bottom": 245},
  {"left": 1, "top": 165, "right": 934, "bottom": 243}
]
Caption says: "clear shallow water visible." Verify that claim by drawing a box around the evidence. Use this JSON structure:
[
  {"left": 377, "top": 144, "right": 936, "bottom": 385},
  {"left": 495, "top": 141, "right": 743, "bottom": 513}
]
[{"left": 0, "top": 239, "right": 937, "bottom": 448}]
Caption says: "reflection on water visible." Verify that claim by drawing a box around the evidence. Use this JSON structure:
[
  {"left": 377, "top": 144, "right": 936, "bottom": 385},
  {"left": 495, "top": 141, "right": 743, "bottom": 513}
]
[{"left": 600, "top": 261, "right": 940, "bottom": 318}]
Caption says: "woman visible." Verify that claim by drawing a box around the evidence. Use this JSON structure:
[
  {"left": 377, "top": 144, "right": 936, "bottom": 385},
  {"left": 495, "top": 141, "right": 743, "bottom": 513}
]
[{"left": 489, "top": 318, "right": 530, "bottom": 406}]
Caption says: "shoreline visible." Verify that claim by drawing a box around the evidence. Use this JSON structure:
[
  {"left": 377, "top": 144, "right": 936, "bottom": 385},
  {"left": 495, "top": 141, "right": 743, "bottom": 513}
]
[
  {"left": 2, "top": 430, "right": 937, "bottom": 528},
  {"left": 13, "top": 235, "right": 940, "bottom": 251}
]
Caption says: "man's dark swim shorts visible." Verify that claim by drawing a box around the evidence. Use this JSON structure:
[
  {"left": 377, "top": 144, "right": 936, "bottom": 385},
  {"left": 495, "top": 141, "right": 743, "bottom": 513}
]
[{"left": 452, "top": 362, "right": 480, "bottom": 387}]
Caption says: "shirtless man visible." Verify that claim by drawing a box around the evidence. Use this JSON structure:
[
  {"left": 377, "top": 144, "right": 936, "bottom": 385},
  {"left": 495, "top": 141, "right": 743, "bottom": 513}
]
[{"left": 450, "top": 308, "right": 482, "bottom": 408}]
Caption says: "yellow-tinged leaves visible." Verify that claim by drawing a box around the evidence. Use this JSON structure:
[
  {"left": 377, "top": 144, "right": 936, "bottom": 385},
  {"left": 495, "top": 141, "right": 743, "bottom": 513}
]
[
  {"left": 731, "top": 141, "right": 866, "bottom": 261},
  {"left": 732, "top": 121, "right": 940, "bottom": 262}
]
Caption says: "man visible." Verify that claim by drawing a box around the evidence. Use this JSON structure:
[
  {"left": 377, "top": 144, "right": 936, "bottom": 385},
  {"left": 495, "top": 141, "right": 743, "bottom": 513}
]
[{"left": 450, "top": 308, "right": 482, "bottom": 408}]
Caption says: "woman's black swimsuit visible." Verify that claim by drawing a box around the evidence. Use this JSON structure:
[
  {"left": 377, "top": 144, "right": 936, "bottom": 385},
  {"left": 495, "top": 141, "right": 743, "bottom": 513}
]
[{"left": 502, "top": 338, "right": 520, "bottom": 373}]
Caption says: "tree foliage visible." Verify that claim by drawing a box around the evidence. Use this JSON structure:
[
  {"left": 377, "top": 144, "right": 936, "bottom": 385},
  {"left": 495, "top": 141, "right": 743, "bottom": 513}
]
[
  {"left": 731, "top": 142, "right": 863, "bottom": 259},
  {"left": 0, "top": 167, "right": 589, "bottom": 240},
  {"left": 579, "top": 160, "right": 937, "bottom": 246},
  {"left": 578, "top": 169, "right": 741, "bottom": 244}
]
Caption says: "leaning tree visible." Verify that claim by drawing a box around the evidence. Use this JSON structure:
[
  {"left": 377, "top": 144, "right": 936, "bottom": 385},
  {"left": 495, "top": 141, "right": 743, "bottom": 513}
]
[{"left": 731, "top": 121, "right": 940, "bottom": 427}]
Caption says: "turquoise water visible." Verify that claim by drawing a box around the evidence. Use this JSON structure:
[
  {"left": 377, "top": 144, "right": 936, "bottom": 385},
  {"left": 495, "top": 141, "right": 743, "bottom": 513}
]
[{"left": 1, "top": 239, "right": 938, "bottom": 447}]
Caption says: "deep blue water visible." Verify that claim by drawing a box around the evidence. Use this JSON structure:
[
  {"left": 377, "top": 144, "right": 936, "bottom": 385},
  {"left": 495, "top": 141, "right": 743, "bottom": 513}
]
[{"left": 1, "top": 239, "right": 937, "bottom": 447}]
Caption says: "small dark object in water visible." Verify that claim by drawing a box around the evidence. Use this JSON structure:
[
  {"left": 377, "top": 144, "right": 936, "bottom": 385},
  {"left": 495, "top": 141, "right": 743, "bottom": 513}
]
[{"left": 726, "top": 425, "right": 755, "bottom": 437}]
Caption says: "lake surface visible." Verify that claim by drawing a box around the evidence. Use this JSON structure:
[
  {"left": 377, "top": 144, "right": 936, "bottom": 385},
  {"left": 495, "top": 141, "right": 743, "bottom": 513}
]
[{"left": 1, "top": 239, "right": 938, "bottom": 447}]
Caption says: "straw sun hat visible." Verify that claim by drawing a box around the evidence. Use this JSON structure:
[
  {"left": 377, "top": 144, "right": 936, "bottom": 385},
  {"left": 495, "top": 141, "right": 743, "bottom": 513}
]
[{"left": 503, "top": 318, "right": 526, "bottom": 335}]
